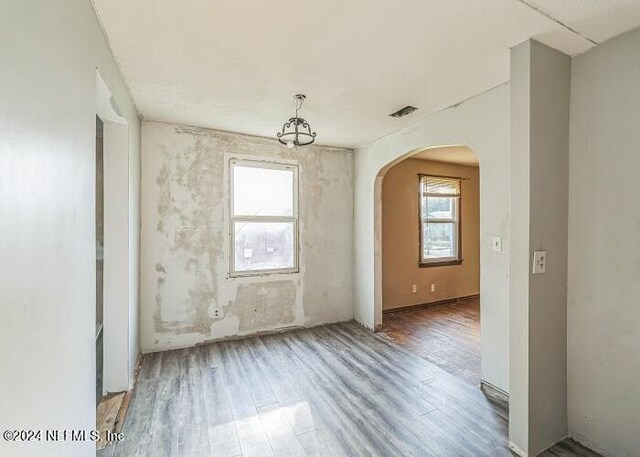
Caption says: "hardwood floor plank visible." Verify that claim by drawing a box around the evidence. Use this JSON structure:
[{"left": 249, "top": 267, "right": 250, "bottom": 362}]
[
  {"left": 262, "top": 334, "right": 378, "bottom": 456},
  {"left": 540, "top": 438, "right": 602, "bottom": 457},
  {"left": 218, "top": 341, "right": 275, "bottom": 457},
  {"left": 113, "top": 306, "right": 601, "bottom": 457},
  {"left": 250, "top": 336, "right": 349, "bottom": 456},
  {"left": 196, "top": 344, "right": 242, "bottom": 457},
  {"left": 284, "top": 329, "right": 436, "bottom": 456},
  {"left": 138, "top": 351, "right": 163, "bottom": 380},
  {"left": 381, "top": 299, "right": 481, "bottom": 386},
  {"left": 233, "top": 338, "right": 278, "bottom": 409},
  {"left": 256, "top": 403, "right": 307, "bottom": 457}
]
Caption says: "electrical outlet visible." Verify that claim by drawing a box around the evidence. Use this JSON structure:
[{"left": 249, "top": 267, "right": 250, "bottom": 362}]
[
  {"left": 431, "top": 284, "right": 436, "bottom": 292},
  {"left": 412, "top": 285, "right": 417, "bottom": 293},
  {"left": 213, "top": 307, "right": 221, "bottom": 319},
  {"left": 532, "top": 251, "right": 546, "bottom": 274}
]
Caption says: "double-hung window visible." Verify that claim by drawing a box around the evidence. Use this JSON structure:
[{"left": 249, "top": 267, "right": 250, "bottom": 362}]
[
  {"left": 419, "top": 175, "right": 462, "bottom": 266},
  {"left": 230, "top": 159, "right": 298, "bottom": 276}
]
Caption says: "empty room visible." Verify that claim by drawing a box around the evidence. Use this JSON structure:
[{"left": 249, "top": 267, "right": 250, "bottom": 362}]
[{"left": 1, "top": 1, "right": 640, "bottom": 456}]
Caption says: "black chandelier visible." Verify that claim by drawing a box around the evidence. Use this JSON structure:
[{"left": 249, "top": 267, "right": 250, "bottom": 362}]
[{"left": 277, "top": 94, "right": 317, "bottom": 148}]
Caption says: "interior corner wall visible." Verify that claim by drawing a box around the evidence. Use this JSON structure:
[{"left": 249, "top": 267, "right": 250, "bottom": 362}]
[
  {"left": 568, "top": 27, "right": 640, "bottom": 457},
  {"left": 382, "top": 159, "right": 480, "bottom": 310},
  {"left": 354, "top": 84, "right": 510, "bottom": 393},
  {"left": 0, "top": 2, "right": 141, "bottom": 457},
  {"left": 139, "top": 122, "right": 354, "bottom": 352},
  {"left": 509, "top": 40, "right": 570, "bottom": 456}
]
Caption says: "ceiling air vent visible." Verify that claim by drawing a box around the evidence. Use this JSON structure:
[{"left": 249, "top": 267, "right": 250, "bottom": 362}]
[{"left": 389, "top": 105, "right": 418, "bottom": 118}]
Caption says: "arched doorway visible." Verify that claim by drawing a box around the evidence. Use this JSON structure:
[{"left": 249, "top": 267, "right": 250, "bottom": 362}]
[
  {"left": 376, "top": 145, "right": 482, "bottom": 386},
  {"left": 352, "top": 84, "right": 510, "bottom": 396}
]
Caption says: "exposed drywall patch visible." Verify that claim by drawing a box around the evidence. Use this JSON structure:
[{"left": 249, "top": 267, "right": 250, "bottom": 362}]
[
  {"left": 233, "top": 280, "right": 297, "bottom": 331},
  {"left": 300, "top": 149, "right": 354, "bottom": 325},
  {"left": 152, "top": 135, "right": 223, "bottom": 336}
]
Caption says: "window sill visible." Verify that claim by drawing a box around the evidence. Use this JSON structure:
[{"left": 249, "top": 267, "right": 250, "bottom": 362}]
[
  {"left": 228, "top": 268, "right": 299, "bottom": 279},
  {"left": 419, "top": 259, "right": 463, "bottom": 268}
]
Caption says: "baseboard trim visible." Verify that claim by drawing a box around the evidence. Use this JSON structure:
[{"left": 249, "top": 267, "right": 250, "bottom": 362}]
[
  {"left": 567, "top": 434, "right": 607, "bottom": 457},
  {"left": 537, "top": 435, "right": 570, "bottom": 456},
  {"left": 480, "top": 380, "right": 509, "bottom": 403},
  {"left": 383, "top": 294, "right": 480, "bottom": 315},
  {"left": 509, "top": 441, "right": 528, "bottom": 457},
  {"left": 141, "top": 319, "right": 358, "bottom": 354}
]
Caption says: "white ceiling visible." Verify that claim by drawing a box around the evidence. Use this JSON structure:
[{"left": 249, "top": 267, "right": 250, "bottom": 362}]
[
  {"left": 93, "top": 0, "right": 640, "bottom": 148},
  {"left": 412, "top": 146, "right": 479, "bottom": 167}
]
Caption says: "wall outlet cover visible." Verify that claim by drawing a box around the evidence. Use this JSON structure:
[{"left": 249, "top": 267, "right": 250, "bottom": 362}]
[
  {"left": 532, "top": 251, "right": 546, "bottom": 274},
  {"left": 492, "top": 236, "right": 502, "bottom": 253}
]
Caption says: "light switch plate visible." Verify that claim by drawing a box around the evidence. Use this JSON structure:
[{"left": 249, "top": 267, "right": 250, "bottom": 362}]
[
  {"left": 492, "top": 236, "right": 502, "bottom": 253},
  {"left": 532, "top": 251, "right": 546, "bottom": 274}
]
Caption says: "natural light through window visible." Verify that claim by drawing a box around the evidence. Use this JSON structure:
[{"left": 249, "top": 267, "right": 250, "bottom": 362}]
[
  {"left": 419, "top": 175, "right": 462, "bottom": 266},
  {"left": 230, "top": 160, "right": 298, "bottom": 275}
]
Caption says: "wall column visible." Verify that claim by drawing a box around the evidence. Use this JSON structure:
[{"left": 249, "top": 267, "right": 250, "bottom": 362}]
[{"left": 509, "top": 39, "right": 571, "bottom": 456}]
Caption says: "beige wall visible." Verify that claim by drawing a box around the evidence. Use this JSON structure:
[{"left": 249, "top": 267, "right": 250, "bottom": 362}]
[{"left": 382, "top": 158, "right": 479, "bottom": 311}]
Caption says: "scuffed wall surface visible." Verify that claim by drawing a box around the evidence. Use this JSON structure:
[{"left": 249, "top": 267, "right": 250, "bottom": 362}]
[{"left": 141, "top": 122, "right": 354, "bottom": 352}]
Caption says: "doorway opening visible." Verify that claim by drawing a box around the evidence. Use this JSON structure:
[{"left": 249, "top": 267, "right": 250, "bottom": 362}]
[
  {"left": 95, "top": 70, "right": 135, "bottom": 448},
  {"left": 376, "top": 146, "right": 482, "bottom": 386}
]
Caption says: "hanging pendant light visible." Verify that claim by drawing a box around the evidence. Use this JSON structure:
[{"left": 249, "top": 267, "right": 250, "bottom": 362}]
[{"left": 277, "top": 94, "right": 317, "bottom": 148}]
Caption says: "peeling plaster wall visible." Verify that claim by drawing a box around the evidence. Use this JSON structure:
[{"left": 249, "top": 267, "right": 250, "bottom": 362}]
[{"left": 140, "top": 122, "right": 354, "bottom": 352}]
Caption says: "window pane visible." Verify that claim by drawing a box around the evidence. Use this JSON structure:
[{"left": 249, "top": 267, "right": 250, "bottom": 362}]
[
  {"left": 234, "top": 221, "right": 294, "bottom": 272},
  {"left": 423, "top": 222, "right": 456, "bottom": 260},
  {"left": 425, "top": 196, "right": 455, "bottom": 219},
  {"left": 233, "top": 165, "right": 293, "bottom": 216}
]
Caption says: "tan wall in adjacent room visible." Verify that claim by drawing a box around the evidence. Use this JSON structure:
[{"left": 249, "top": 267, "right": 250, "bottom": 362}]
[{"left": 382, "top": 158, "right": 479, "bottom": 311}]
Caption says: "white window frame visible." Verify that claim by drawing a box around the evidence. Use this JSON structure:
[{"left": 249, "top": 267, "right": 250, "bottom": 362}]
[
  {"left": 419, "top": 174, "right": 462, "bottom": 266},
  {"left": 229, "top": 158, "right": 299, "bottom": 277}
]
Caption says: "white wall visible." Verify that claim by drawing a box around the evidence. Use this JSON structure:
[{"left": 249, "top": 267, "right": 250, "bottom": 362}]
[
  {"left": 353, "top": 84, "right": 511, "bottom": 392},
  {"left": 568, "top": 27, "right": 640, "bottom": 457},
  {"left": 508, "top": 41, "right": 532, "bottom": 455},
  {"left": 509, "top": 40, "right": 571, "bottom": 456},
  {"left": 140, "top": 122, "right": 354, "bottom": 352},
  {"left": 0, "top": 1, "right": 140, "bottom": 456},
  {"left": 103, "top": 120, "right": 132, "bottom": 392}
]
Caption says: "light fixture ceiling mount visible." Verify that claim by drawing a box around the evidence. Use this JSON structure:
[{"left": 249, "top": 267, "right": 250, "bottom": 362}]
[{"left": 277, "top": 94, "right": 316, "bottom": 148}]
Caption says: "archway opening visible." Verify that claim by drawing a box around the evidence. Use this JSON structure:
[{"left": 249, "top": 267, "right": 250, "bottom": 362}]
[{"left": 374, "top": 145, "right": 486, "bottom": 387}]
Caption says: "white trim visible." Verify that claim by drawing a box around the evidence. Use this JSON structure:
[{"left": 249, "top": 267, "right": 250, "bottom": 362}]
[
  {"left": 567, "top": 434, "right": 607, "bottom": 457},
  {"left": 98, "top": 69, "right": 133, "bottom": 394},
  {"left": 509, "top": 441, "right": 528, "bottom": 457},
  {"left": 420, "top": 175, "right": 461, "bottom": 264},
  {"left": 480, "top": 380, "right": 509, "bottom": 402},
  {"left": 228, "top": 158, "right": 299, "bottom": 277}
]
